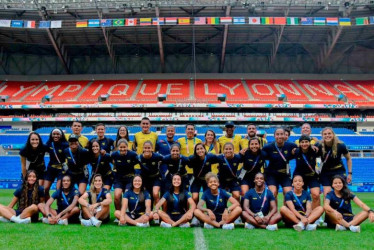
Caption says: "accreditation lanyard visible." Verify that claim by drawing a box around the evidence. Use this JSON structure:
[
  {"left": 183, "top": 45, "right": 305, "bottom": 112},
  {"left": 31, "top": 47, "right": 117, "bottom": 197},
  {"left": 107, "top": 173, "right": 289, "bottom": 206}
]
[
  {"left": 302, "top": 153, "right": 315, "bottom": 173},
  {"left": 223, "top": 156, "right": 236, "bottom": 177},
  {"left": 275, "top": 144, "right": 287, "bottom": 163},
  {"left": 68, "top": 148, "right": 77, "bottom": 165},
  {"left": 259, "top": 188, "right": 268, "bottom": 212},
  {"left": 186, "top": 138, "right": 196, "bottom": 155},
  {"left": 292, "top": 191, "right": 306, "bottom": 212},
  {"left": 196, "top": 156, "right": 208, "bottom": 177},
  {"left": 96, "top": 189, "right": 103, "bottom": 202},
  {"left": 61, "top": 191, "right": 70, "bottom": 206},
  {"left": 323, "top": 150, "right": 332, "bottom": 164},
  {"left": 94, "top": 155, "right": 101, "bottom": 174},
  {"left": 208, "top": 144, "right": 214, "bottom": 153},
  {"left": 51, "top": 142, "right": 61, "bottom": 164},
  {"left": 130, "top": 194, "right": 139, "bottom": 214},
  {"left": 177, "top": 158, "right": 183, "bottom": 173},
  {"left": 212, "top": 189, "right": 221, "bottom": 212},
  {"left": 166, "top": 140, "right": 172, "bottom": 150},
  {"left": 248, "top": 155, "right": 260, "bottom": 173},
  {"left": 338, "top": 198, "right": 345, "bottom": 209},
  {"left": 138, "top": 155, "right": 151, "bottom": 172}
]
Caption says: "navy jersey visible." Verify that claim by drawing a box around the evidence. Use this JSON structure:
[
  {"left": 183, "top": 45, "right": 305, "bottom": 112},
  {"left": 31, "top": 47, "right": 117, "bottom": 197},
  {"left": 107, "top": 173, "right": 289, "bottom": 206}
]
[
  {"left": 89, "top": 153, "right": 112, "bottom": 176},
  {"left": 217, "top": 154, "right": 242, "bottom": 180},
  {"left": 156, "top": 139, "right": 179, "bottom": 156},
  {"left": 318, "top": 143, "right": 348, "bottom": 172},
  {"left": 262, "top": 142, "right": 297, "bottom": 174},
  {"left": 52, "top": 188, "right": 80, "bottom": 211},
  {"left": 90, "top": 137, "right": 114, "bottom": 153},
  {"left": 244, "top": 188, "right": 275, "bottom": 215},
  {"left": 162, "top": 191, "right": 191, "bottom": 215},
  {"left": 14, "top": 186, "right": 45, "bottom": 209},
  {"left": 285, "top": 190, "right": 311, "bottom": 212},
  {"left": 201, "top": 188, "right": 231, "bottom": 215},
  {"left": 111, "top": 150, "right": 140, "bottom": 177},
  {"left": 160, "top": 155, "right": 189, "bottom": 177},
  {"left": 45, "top": 141, "right": 69, "bottom": 166},
  {"left": 326, "top": 191, "right": 356, "bottom": 215},
  {"left": 188, "top": 154, "right": 220, "bottom": 179},
  {"left": 294, "top": 148, "right": 318, "bottom": 176},
  {"left": 87, "top": 188, "right": 110, "bottom": 204},
  {"left": 138, "top": 153, "right": 164, "bottom": 177},
  {"left": 62, "top": 147, "right": 90, "bottom": 173},
  {"left": 19, "top": 145, "right": 47, "bottom": 169},
  {"left": 241, "top": 150, "right": 266, "bottom": 173},
  {"left": 123, "top": 189, "right": 151, "bottom": 214}
]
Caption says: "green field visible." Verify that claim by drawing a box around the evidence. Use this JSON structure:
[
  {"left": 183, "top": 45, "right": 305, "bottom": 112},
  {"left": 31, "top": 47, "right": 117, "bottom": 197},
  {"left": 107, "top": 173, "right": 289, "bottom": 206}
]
[{"left": 0, "top": 190, "right": 373, "bottom": 250}]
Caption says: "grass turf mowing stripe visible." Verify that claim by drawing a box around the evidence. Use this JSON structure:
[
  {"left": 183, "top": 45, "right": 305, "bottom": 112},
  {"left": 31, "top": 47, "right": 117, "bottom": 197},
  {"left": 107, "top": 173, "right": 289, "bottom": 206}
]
[{"left": 194, "top": 227, "right": 207, "bottom": 250}]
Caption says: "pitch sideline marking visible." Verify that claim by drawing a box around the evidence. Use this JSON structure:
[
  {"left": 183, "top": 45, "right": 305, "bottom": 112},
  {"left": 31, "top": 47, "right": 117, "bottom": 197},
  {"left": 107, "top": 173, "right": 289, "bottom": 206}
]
[{"left": 194, "top": 227, "right": 207, "bottom": 250}]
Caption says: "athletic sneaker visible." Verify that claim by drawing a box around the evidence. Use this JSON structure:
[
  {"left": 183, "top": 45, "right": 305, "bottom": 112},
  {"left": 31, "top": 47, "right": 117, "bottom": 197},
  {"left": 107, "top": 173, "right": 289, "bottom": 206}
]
[
  {"left": 81, "top": 219, "right": 93, "bottom": 227},
  {"left": 335, "top": 224, "right": 347, "bottom": 231},
  {"left": 266, "top": 224, "right": 278, "bottom": 231},
  {"left": 293, "top": 222, "right": 305, "bottom": 232},
  {"left": 349, "top": 225, "right": 361, "bottom": 233},
  {"left": 153, "top": 219, "right": 160, "bottom": 225},
  {"left": 90, "top": 217, "right": 102, "bottom": 227},
  {"left": 57, "top": 219, "right": 68, "bottom": 225},
  {"left": 179, "top": 222, "right": 191, "bottom": 228},
  {"left": 118, "top": 222, "right": 127, "bottom": 226},
  {"left": 244, "top": 222, "right": 255, "bottom": 230},
  {"left": 0, "top": 216, "right": 10, "bottom": 223},
  {"left": 113, "top": 218, "right": 119, "bottom": 223},
  {"left": 191, "top": 217, "right": 200, "bottom": 227},
  {"left": 222, "top": 223, "right": 235, "bottom": 230},
  {"left": 204, "top": 223, "right": 214, "bottom": 229},
  {"left": 160, "top": 221, "right": 172, "bottom": 228},
  {"left": 234, "top": 217, "right": 242, "bottom": 225},
  {"left": 136, "top": 222, "right": 150, "bottom": 228},
  {"left": 305, "top": 224, "right": 317, "bottom": 231},
  {"left": 16, "top": 216, "right": 31, "bottom": 224},
  {"left": 42, "top": 217, "right": 50, "bottom": 224}
]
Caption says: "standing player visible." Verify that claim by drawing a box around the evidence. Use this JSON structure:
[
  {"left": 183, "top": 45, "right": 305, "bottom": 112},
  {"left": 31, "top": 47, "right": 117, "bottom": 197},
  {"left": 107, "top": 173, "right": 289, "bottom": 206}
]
[
  {"left": 90, "top": 123, "right": 114, "bottom": 153},
  {"left": 156, "top": 125, "right": 178, "bottom": 156},
  {"left": 65, "top": 121, "right": 89, "bottom": 148},
  {"left": 114, "top": 126, "right": 134, "bottom": 151},
  {"left": 133, "top": 117, "right": 158, "bottom": 154},
  {"left": 203, "top": 130, "right": 220, "bottom": 173},
  {"left": 295, "top": 123, "right": 318, "bottom": 146},
  {"left": 218, "top": 121, "right": 241, "bottom": 153},
  {"left": 240, "top": 124, "right": 267, "bottom": 149}
]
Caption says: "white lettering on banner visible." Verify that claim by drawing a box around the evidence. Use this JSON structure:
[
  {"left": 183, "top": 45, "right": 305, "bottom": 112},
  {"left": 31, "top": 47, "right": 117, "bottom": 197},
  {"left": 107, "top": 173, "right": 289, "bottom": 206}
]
[
  {"left": 166, "top": 83, "right": 183, "bottom": 95},
  {"left": 31, "top": 85, "right": 60, "bottom": 97},
  {"left": 140, "top": 83, "right": 161, "bottom": 95},
  {"left": 13, "top": 85, "right": 36, "bottom": 97},
  {"left": 108, "top": 84, "right": 129, "bottom": 96},
  {"left": 333, "top": 84, "right": 360, "bottom": 97},
  {"left": 204, "top": 83, "right": 216, "bottom": 95},
  {"left": 303, "top": 84, "right": 333, "bottom": 96},
  {"left": 274, "top": 84, "right": 301, "bottom": 96},
  {"left": 356, "top": 85, "right": 374, "bottom": 97},
  {"left": 252, "top": 84, "right": 274, "bottom": 96},
  {"left": 92, "top": 84, "right": 103, "bottom": 96},
  {"left": 219, "top": 83, "right": 241, "bottom": 95},
  {"left": 58, "top": 85, "right": 81, "bottom": 97}
]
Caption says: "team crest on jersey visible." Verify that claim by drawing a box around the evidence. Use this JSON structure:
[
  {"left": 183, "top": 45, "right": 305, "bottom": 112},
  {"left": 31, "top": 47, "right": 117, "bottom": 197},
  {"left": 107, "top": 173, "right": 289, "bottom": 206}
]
[
  {"left": 152, "top": 162, "right": 156, "bottom": 165},
  {"left": 130, "top": 197, "right": 135, "bottom": 199},
  {"left": 206, "top": 162, "right": 210, "bottom": 165},
  {"left": 59, "top": 150, "right": 62, "bottom": 153},
  {"left": 253, "top": 197, "right": 257, "bottom": 200},
  {"left": 117, "top": 160, "right": 121, "bottom": 163},
  {"left": 102, "top": 143, "right": 106, "bottom": 145},
  {"left": 67, "top": 157, "right": 71, "bottom": 159},
  {"left": 127, "top": 160, "right": 130, "bottom": 163},
  {"left": 209, "top": 200, "right": 214, "bottom": 203},
  {"left": 234, "top": 163, "right": 237, "bottom": 166},
  {"left": 284, "top": 150, "right": 288, "bottom": 154}
]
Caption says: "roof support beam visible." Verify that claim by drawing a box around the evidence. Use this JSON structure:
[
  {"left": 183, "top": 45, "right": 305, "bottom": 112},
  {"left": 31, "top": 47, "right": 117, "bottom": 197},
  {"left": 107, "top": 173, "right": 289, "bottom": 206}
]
[
  {"left": 317, "top": 26, "right": 343, "bottom": 72},
  {"left": 219, "top": 5, "right": 231, "bottom": 73},
  {"left": 98, "top": 11, "right": 117, "bottom": 73},
  {"left": 179, "top": 7, "right": 206, "bottom": 15},
  {"left": 155, "top": 7, "right": 165, "bottom": 73}
]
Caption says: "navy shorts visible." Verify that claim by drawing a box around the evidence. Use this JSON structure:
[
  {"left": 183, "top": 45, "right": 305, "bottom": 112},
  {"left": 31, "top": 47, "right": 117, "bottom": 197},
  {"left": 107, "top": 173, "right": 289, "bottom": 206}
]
[
  {"left": 326, "top": 213, "right": 354, "bottom": 228},
  {"left": 68, "top": 172, "right": 88, "bottom": 185},
  {"left": 214, "top": 212, "right": 223, "bottom": 222},
  {"left": 44, "top": 166, "right": 63, "bottom": 182},
  {"left": 14, "top": 209, "right": 39, "bottom": 223},
  {"left": 240, "top": 172, "right": 257, "bottom": 189},
  {"left": 219, "top": 178, "right": 241, "bottom": 192},
  {"left": 265, "top": 172, "right": 292, "bottom": 188},
  {"left": 57, "top": 208, "right": 80, "bottom": 223},
  {"left": 126, "top": 211, "right": 143, "bottom": 220},
  {"left": 319, "top": 170, "right": 346, "bottom": 187},
  {"left": 169, "top": 213, "right": 183, "bottom": 222},
  {"left": 27, "top": 167, "right": 46, "bottom": 180},
  {"left": 190, "top": 178, "right": 208, "bottom": 193},
  {"left": 143, "top": 176, "right": 161, "bottom": 193},
  {"left": 293, "top": 173, "right": 320, "bottom": 189},
  {"left": 91, "top": 172, "right": 114, "bottom": 187},
  {"left": 113, "top": 176, "right": 133, "bottom": 190}
]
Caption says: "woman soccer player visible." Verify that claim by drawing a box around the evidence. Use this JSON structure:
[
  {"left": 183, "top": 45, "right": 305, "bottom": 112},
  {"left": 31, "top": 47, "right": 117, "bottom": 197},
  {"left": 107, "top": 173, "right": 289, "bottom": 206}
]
[
  {"left": 153, "top": 174, "right": 195, "bottom": 228},
  {"left": 280, "top": 175, "right": 324, "bottom": 231},
  {"left": 324, "top": 175, "right": 372, "bottom": 232},
  {"left": 44, "top": 128, "right": 69, "bottom": 200},
  {"left": 318, "top": 127, "right": 352, "bottom": 196},
  {"left": 114, "top": 175, "right": 153, "bottom": 227},
  {"left": 0, "top": 170, "right": 44, "bottom": 224},
  {"left": 79, "top": 174, "right": 112, "bottom": 227},
  {"left": 88, "top": 139, "right": 114, "bottom": 190},
  {"left": 42, "top": 175, "right": 80, "bottom": 225},
  {"left": 20, "top": 132, "right": 47, "bottom": 185},
  {"left": 194, "top": 172, "right": 242, "bottom": 229},
  {"left": 204, "top": 130, "right": 220, "bottom": 173},
  {"left": 114, "top": 126, "right": 133, "bottom": 151}
]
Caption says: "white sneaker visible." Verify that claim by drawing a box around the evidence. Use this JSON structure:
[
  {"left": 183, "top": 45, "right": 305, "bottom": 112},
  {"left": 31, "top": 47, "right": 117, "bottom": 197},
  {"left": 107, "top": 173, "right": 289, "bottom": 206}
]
[
  {"left": 113, "top": 218, "right": 119, "bottom": 223},
  {"left": 153, "top": 219, "right": 160, "bottom": 224},
  {"left": 42, "top": 217, "right": 50, "bottom": 224},
  {"left": 81, "top": 219, "right": 92, "bottom": 227},
  {"left": 0, "top": 216, "right": 10, "bottom": 223},
  {"left": 349, "top": 225, "right": 361, "bottom": 233},
  {"left": 160, "top": 221, "right": 172, "bottom": 228},
  {"left": 293, "top": 222, "right": 305, "bottom": 232},
  {"left": 58, "top": 219, "right": 68, "bottom": 225},
  {"left": 90, "top": 217, "right": 102, "bottom": 227},
  {"left": 305, "top": 224, "right": 317, "bottom": 231},
  {"left": 204, "top": 223, "right": 214, "bottom": 229},
  {"left": 136, "top": 222, "right": 150, "bottom": 228},
  {"left": 266, "top": 224, "right": 278, "bottom": 231},
  {"left": 191, "top": 217, "right": 200, "bottom": 227},
  {"left": 10, "top": 215, "right": 20, "bottom": 223},
  {"left": 179, "top": 222, "right": 191, "bottom": 228},
  {"left": 222, "top": 223, "right": 235, "bottom": 230},
  {"left": 118, "top": 222, "right": 127, "bottom": 226},
  {"left": 244, "top": 222, "right": 255, "bottom": 229},
  {"left": 16, "top": 216, "right": 31, "bottom": 224},
  {"left": 335, "top": 224, "right": 346, "bottom": 231},
  {"left": 234, "top": 217, "right": 242, "bottom": 225}
]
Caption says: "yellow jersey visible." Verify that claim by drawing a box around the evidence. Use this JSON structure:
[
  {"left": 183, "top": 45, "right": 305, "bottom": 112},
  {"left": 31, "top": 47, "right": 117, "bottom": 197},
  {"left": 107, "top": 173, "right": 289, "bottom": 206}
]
[
  {"left": 204, "top": 142, "right": 220, "bottom": 173},
  {"left": 65, "top": 134, "right": 89, "bottom": 148},
  {"left": 295, "top": 138, "right": 317, "bottom": 146},
  {"left": 240, "top": 137, "right": 268, "bottom": 149},
  {"left": 218, "top": 134, "right": 242, "bottom": 153},
  {"left": 134, "top": 131, "right": 158, "bottom": 154},
  {"left": 177, "top": 137, "right": 203, "bottom": 174},
  {"left": 114, "top": 140, "right": 134, "bottom": 152}
]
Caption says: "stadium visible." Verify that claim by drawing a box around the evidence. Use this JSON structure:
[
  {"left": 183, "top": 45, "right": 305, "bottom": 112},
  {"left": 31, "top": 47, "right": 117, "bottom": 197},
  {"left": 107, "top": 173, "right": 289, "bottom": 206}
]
[{"left": 0, "top": 0, "right": 374, "bottom": 249}]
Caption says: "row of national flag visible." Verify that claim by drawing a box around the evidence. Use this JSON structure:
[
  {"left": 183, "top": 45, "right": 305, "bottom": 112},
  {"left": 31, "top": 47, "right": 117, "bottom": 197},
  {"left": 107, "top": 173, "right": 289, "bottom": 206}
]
[{"left": 1, "top": 17, "right": 374, "bottom": 29}]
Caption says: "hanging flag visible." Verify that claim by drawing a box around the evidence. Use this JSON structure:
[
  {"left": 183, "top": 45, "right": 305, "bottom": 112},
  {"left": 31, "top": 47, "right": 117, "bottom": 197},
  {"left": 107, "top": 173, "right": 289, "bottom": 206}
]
[
  {"left": 194, "top": 17, "right": 206, "bottom": 25},
  {"left": 286, "top": 17, "right": 299, "bottom": 25},
  {"left": 0, "top": 20, "right": 11, "bottom": 27},
  {"left": 301, "top": 17, "right": 313, "bottom": 25},
  {"left": 261, "top": 17, "right": 273, "bottom": 25},
  {"left": 88, "top": 19, "right": 100, "bottom": 27},
  {"left": 314, "top": 17, "right": 325, "bottom": 25},
  {"left": 76, "top": 20, "right": 88, "bottom": 28},
  {"left": 207, "top": 17, "right": 219, "bottom": 24},
  {"left": 178, "top": 17, "right": 190, "bottom": 25},
  {"left": 24, "top": 21, "right": 36, "bottom": 28},
  {"left": 152, "top": 17, "right": 164, "bottom": 25},
  {"left": 326, "top": 17, "right": 338, "bottom": 26},
  {"left": 339, "top": 18, "right": 351, "bottom": 26},
  {"left": 355, "top": 17, "right": 368, "bottom": 25},
  {"left": 233, "top": 17, "right": 245, "bottom": 24},
  {"left": 39, "top": 21, "right": 51, "bottom": 28},
  {"left": 50, "top": 20, "right": 62, "bottom": 28},
  {"left": 113, "top": 19, "right": 125, "bottom": 27},
  {"left": 165, "top": 17, "right": 177, "bottom": 25},
  {"left": 11, "top": 20, "right": 24, "bottom": 28},
  {"left": 125, "top": 18, "right": 137, "bottom": 26},
  {"left": 370, "top": 16, "right": 374, "bottom": 24},
  {"left": 220, "top": 17, "right": 232, "bottom": 24},
  {"left": 273, "top": 17, "right": 286, "bottom": 25},
  {"left": 248, "top": 17, "right": 261, "bottom": 25},
  {"left": 101, "top": 19, "right": 112, "bottom": 27},
  {"left": 139, "top": 18, "right": 152, "bottom": 26}
]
